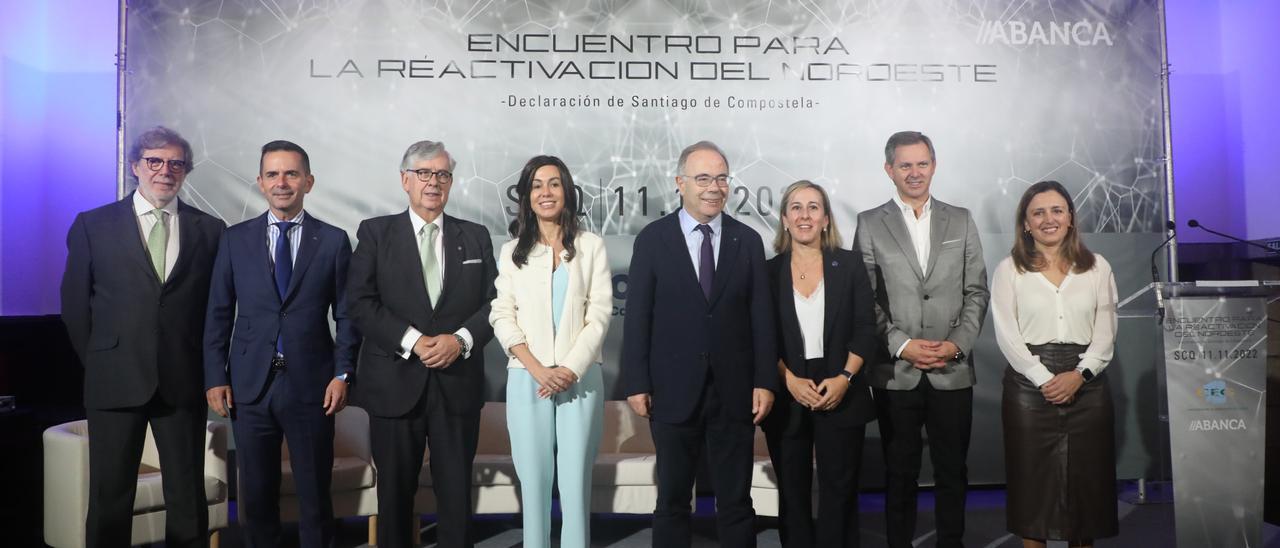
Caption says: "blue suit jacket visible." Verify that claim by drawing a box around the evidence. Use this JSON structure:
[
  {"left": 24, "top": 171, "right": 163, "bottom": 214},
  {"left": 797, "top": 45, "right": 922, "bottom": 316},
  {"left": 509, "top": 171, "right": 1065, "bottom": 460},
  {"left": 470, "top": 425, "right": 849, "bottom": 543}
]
[
  {"left": 203, "top": 212, "right": 359, "bottom": 405},
  {"left": 621, "top": 211, "right": 778, "bottom": 424}
]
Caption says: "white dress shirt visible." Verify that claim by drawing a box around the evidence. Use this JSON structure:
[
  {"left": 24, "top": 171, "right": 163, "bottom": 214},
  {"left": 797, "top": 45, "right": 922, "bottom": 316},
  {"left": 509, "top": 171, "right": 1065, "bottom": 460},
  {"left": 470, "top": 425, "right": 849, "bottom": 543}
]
[
  {"left": 991, "top": 254, "right": 1118, "bottom": 387},
  {"left": 892, "top": 194, "right": 932, "bottom": 275},
  {"left": 398, "top": 211, "right": 474, "bottom": 358},
  {"left": 133, "top": 191, "right": 180, "bottom": 280},
  {"left": 891, "top": 194, "right": 932, "bottom": 358},
  {"left": 794, "top": 281, "right": 826, "bottom": 360},
  {"left": 678, "top": 208, "right": 722, "bottom": 277}
]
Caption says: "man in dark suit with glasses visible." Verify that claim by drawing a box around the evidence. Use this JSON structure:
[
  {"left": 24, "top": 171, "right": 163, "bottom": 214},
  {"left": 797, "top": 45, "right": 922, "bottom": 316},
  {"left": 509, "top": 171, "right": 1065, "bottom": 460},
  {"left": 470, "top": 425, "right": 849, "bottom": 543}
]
[{"left": 61, "top": 126, "right": 226, "bottom": 547}]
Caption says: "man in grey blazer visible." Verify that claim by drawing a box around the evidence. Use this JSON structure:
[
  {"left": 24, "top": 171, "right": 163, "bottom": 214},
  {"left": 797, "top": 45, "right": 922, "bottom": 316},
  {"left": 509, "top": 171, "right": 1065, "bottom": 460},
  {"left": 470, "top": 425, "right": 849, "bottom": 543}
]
[{"left": 853, "top": 131, "right": 989, "bottom": 548}]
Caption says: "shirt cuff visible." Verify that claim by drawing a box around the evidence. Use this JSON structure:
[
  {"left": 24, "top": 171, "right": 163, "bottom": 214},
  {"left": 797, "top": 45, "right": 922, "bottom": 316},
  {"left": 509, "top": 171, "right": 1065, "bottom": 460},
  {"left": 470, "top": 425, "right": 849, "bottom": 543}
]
[
  {"left": 400, "top": 327, "right": 423, "bottom": 359},
  {"left": 1076, "top": 357, "right": 1104, "bottom": 377},
  {"left": 894, "top": 339, "right": 911, "bottom": 359},
  {"left": 1024, "top": 364, "right": 1056, "bottom": 388},
  {"left": 456, "top": 328, "right": 474, "bottom": 359}
]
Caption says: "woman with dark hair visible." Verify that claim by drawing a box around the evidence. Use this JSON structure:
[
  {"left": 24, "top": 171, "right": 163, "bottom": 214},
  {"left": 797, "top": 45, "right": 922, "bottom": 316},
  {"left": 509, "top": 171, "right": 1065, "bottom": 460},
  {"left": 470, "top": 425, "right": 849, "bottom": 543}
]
[
  {"left": 489, "top": 155, "right": 612, "bottom": 547},
  {"left": 992, "top": 180, "right": 1119, "bottom": 548},
  {"left": 764, "top": 180, "right": 878, "bottom": 547}
]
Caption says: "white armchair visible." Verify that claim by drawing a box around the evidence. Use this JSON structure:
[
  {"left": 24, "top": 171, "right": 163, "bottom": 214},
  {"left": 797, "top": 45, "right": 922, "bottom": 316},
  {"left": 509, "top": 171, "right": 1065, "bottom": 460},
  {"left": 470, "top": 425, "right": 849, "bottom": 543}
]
[{"left": 42, "top": 419, "right": 230, "bottom": 547}]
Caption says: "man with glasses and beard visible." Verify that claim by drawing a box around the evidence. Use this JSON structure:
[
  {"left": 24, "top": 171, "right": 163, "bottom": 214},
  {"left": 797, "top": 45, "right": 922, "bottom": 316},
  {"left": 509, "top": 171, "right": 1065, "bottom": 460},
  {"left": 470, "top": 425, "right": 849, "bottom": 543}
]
[{"left": 61, "top": 126, "right": 226, "bottom": 547}]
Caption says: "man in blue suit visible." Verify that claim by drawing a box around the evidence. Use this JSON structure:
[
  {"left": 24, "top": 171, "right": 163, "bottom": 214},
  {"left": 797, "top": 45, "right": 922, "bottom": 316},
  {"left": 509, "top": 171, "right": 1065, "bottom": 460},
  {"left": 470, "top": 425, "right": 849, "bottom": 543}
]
[
  {"left": 203, "top": 140, "right": 359, "bottom": 547},
  {"left": 621, "top": 140, "right": 779, "bottom": 547}
]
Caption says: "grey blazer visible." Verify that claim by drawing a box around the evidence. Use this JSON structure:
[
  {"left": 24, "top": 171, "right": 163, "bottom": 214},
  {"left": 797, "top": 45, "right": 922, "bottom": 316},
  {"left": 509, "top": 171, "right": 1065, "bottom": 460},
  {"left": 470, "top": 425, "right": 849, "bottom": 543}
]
[{"left": 853, "top": 198, "right": 990, "bottom": 390}]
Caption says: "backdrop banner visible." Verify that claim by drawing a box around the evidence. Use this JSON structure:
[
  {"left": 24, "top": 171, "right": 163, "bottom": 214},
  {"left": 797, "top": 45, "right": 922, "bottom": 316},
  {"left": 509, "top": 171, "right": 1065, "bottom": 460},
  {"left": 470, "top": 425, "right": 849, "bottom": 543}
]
[{"left": 125, "top": 0, "right": 1169, "bottom": 484}]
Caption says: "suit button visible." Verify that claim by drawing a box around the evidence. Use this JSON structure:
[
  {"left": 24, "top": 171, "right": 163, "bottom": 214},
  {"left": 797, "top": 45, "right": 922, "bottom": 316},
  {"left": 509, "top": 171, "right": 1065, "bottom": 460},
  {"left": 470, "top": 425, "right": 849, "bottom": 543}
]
[
  {"left": 923, "top": 294, "right": 930, "bottom": 300},
  {"left": 705, "top": 314, "right": 712, "bottom": 319},
  {"left": 280, "top": 312, "right": 287, "bottom": 318}
]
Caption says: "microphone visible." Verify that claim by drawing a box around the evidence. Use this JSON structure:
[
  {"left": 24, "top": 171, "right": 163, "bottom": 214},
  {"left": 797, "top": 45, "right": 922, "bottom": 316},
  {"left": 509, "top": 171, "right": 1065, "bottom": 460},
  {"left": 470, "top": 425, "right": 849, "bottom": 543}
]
[
  {"left": 1150, "top": 220, "right": 1176, "bottom": 324},
  {"left": 1186, "top": 219, "right": 1277, "bottom": 255}
]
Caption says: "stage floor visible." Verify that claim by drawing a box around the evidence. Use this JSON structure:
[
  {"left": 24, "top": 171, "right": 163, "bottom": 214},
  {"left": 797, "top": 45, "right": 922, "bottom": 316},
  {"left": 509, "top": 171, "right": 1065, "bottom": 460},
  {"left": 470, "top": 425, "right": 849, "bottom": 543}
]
[{"left": 202, "top": 488, "right": 1280, "bottom": 547}]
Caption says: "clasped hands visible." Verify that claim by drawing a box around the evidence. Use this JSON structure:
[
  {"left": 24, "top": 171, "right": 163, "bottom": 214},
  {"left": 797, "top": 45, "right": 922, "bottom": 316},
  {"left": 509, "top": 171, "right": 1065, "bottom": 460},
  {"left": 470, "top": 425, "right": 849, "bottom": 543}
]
[
  {"left": 784, "top": 370, "right": 849, "bottom": 412},
  {"left": 900, "top": 339, "right": 960, "bottom": 370},
  {"left": 1039, "top": 370, "right": 1085, "bottom": 405},
  {"left": 413, "top": 334, "right": 461, "bottom": 369},
  {"left": 526, "top": 360, "right": 579, "bottom": 399}
]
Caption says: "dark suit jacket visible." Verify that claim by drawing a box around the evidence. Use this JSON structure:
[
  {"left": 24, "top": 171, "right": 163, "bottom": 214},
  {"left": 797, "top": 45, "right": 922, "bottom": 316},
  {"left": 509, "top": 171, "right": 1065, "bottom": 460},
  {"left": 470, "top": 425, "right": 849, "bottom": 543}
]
[
  {"left": 346, "top": 211, "right": 497, "bottom": 417},
  {"left": 621, "top": 212, "right": 778, "bottom": 424},
  {"left": 61, "top": 193, "right": 226, "bottom": 409},
  {"left": 203, "top": 212, "right": 359, "bottom": 405},
  {"left": 765, "top": 248, "right": 878, "bottom": 429}
]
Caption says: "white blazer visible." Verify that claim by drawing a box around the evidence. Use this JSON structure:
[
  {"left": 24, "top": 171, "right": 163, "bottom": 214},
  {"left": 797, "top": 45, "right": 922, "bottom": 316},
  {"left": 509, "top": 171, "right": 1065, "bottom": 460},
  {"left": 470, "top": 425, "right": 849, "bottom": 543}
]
[{"left": 489, "top": 231, "right": 613, "bottom": 380}]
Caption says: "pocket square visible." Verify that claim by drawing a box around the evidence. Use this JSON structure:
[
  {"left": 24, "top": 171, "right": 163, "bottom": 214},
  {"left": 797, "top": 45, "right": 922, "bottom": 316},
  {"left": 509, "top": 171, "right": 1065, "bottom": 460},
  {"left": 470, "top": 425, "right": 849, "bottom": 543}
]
[
  {"left": 941, "top": 239, "right": 962, "bottom": 246},
  {"left": 462, "top": 259, "right": 483, "bottom": 265}
]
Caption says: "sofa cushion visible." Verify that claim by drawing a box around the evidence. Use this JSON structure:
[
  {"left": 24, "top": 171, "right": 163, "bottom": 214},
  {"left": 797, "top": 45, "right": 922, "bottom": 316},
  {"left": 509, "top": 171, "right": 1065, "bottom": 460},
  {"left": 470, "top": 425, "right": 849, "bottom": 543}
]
[
  {"left": 134, "top": 466, "right": 225, "bottom": 513},
  {"left": 280, "top": 456, "right": 374, "bottom": 495},
  {"left": 420, "top": 455, "right": 519, "bottom": 487},
  {"left": 592, "top": 453, "right": 658, "bottom": 486}
]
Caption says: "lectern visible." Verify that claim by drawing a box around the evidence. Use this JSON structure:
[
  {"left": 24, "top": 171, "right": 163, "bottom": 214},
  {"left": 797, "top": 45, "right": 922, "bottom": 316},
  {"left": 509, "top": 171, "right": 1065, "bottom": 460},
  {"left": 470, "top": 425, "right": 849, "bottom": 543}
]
[{"left": 1119, "top": 280, "right": 1277, "bottom": 547}]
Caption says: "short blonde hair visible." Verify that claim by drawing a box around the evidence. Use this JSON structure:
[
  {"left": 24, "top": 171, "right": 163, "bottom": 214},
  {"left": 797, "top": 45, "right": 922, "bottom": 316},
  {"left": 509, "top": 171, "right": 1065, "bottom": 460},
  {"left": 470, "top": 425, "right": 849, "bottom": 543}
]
[{"left": 773, "top": 180, "right": 843, "bottom": 254}]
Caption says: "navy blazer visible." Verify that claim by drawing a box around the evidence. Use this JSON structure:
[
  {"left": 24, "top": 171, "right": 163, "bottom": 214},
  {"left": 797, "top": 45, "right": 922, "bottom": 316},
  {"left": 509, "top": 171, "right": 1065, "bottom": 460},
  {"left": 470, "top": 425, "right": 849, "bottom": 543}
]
[
  {"left": 764, "top": 248, "right": 878, "bottom": 429},
  {"left": 621, "top": 211, "right": 779, "bottom": 424},
  {"left": 203, "top": 212, "right": 358, "bottom": 405},
  {"left": 61, "top": 194, "right": 225, "bottom": 409},
  {"left": 346, "top": 212, "right": 497, "bottom": 417}
]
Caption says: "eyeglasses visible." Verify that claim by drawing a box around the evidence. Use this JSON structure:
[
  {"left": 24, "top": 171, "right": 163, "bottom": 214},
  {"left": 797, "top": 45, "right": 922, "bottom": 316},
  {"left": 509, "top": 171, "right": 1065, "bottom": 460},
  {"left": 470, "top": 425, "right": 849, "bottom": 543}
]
[
  {"left": 141, "top": 157, "right": 189, "bottom": 173},
  {"left": 681, "top": 174, "right": 732, "bottom": 187},
  {"left": 404, "top": 169, "right": 453, "bottom": 184}
]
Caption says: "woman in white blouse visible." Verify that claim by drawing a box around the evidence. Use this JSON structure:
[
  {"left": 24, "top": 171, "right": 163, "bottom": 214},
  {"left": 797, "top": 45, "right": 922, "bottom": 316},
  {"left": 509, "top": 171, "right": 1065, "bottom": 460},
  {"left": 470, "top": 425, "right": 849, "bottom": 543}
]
[
  {"left": 992, "top": 180, "right": 1119, "bottom": 548},
  {"left": 489, "top": 156, "right": 612, "bottom": 548}
]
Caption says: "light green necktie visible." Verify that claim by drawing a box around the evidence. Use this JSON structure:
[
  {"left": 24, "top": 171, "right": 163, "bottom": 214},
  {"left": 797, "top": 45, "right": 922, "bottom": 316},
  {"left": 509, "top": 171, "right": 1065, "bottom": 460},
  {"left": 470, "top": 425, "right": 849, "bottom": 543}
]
[
  {"left": 147, "top": 209, "right": 170, "bottom": 281},
  {"left": 421, "top": 223, "right": 441, "bottom": 303}
]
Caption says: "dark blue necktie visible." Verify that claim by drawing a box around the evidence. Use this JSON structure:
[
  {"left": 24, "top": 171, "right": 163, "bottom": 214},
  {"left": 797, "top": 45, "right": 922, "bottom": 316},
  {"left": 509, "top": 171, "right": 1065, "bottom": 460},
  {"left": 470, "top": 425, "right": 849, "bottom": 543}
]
[
  {"left": 274, "top": 221, "right": 295, "bottom": 356},
  {"left": 696, "top": 224, "right": 714, "bottom": 300}
]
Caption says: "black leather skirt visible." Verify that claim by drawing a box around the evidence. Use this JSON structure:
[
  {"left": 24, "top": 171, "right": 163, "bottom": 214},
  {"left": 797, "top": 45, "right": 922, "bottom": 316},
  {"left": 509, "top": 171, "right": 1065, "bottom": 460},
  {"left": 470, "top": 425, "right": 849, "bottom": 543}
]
[{"left": 1002, "top": 343, "right": 1118, "bottom": 541}]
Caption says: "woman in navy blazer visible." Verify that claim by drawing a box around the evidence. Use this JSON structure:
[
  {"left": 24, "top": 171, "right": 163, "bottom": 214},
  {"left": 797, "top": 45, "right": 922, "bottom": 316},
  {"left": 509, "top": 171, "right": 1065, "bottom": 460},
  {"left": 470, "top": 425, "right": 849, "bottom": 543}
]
[{"left": 764, "top": 180, "right": 879, "bottom": 548}]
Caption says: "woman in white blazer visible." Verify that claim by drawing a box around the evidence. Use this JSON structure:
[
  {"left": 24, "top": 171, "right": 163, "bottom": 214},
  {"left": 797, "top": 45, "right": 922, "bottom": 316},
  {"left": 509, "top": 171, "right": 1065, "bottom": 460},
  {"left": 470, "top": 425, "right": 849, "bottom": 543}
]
[{"left": 489, "top": 155, "right": 612, "bottom": 548}]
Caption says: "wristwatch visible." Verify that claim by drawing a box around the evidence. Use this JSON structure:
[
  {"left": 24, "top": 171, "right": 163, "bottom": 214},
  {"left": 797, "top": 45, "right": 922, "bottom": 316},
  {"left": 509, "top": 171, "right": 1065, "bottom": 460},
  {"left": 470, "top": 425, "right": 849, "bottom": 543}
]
[
  {"left": 1076, "top": 367, "right": 1095, "bottom": 383},
  {"left": 837, "top": 370, "right": 855, "bottom": 384},
  {"left": 453, "top": 333, "right": 469, "bottom": 355}
]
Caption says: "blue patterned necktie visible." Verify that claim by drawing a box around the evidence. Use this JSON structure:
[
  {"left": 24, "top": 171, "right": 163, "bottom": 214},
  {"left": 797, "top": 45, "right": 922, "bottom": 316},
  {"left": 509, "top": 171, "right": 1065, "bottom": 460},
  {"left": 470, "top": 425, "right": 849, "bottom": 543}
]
[{"left": 274, "top": 221, "right": 296, "bottom": 356}]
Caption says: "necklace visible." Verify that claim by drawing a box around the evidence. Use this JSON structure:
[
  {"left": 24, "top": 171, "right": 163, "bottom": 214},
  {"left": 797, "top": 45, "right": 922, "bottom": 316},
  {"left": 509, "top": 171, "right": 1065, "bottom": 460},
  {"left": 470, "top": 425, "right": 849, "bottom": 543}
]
[{"left": 792, "top": 253, "right": 822, "bottom": 280}]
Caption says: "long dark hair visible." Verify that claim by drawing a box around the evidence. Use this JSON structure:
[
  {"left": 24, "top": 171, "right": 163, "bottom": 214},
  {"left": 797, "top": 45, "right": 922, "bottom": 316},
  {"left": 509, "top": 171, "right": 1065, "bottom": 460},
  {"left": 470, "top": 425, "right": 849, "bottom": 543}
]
[
  {"left": 1011, "top": 180, "right": 1095, "bottom": 274},
  {"left": 509, "top": 155, "right": 580, "bottom": 268}
]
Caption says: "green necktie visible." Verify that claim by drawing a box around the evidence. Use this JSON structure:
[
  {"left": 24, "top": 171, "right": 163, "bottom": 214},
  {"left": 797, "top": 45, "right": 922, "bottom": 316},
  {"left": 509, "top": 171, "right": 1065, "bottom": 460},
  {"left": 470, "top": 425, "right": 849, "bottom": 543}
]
[
  {"left": 147, "top": 209, "right": 170, "bottom": 281},
  {"left": 421, "top": 223, "right": 441, "bottom": 303}
]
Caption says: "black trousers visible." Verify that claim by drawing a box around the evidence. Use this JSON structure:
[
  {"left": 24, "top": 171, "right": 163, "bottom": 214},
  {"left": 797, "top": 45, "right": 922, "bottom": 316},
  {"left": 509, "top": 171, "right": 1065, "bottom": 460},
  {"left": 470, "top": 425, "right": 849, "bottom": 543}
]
[
  {"left": 764, "top": 401, "right": 867, "bottom": 548},
  {"left": 875, "top": 376, "right": 973, "bottom": 548},
  {"left": 232, "top": 368, "right": 335, "bottom": 548},
  {"left": 369, "top": 378, "right": 480, "bottom": 548},
  {"left": 85, "top": 393, "right": 208, "bottom": 548},
  {"left": 650, "top": 380, "right": 757, "bottom": 548}
]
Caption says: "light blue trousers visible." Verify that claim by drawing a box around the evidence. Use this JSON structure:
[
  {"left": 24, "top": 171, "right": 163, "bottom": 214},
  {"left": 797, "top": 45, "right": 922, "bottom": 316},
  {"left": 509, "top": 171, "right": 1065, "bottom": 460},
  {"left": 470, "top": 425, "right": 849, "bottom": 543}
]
[{"left": 506, "top": 365, "right": 604, "bottom": 548}]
